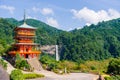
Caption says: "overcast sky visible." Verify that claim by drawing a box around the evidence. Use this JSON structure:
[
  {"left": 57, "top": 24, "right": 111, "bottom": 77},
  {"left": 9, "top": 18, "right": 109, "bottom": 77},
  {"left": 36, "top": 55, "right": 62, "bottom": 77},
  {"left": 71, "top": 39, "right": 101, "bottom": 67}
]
[{"left": 0, "top": 0, "right": 120, "bottom": 31}]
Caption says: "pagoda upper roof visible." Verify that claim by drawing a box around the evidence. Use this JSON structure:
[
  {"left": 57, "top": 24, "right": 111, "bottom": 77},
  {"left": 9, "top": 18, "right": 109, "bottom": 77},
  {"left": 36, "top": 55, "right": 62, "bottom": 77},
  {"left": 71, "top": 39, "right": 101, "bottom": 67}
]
[{"left": 17, "top": 23, "right": 36, "bottom": 29}]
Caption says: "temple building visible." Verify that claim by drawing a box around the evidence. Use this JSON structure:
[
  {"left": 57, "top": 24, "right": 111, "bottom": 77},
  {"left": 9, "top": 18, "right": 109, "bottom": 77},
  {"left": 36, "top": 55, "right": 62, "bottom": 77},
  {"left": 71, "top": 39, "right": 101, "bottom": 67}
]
[{"left": 9, "top": 12, "right": 41, "bottom": 58}]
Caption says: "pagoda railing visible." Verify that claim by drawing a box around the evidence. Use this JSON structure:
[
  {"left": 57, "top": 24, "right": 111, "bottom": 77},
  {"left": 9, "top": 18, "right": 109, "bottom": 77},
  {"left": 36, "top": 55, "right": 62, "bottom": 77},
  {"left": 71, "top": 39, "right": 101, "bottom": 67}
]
[
  {"left": 17, "top": 32, "right": 35, "bottom": 36},
  {"left": 9, "top": 51, "right": 40, "bottom": 54},
  {"left": 17, "top": 40, "right": 33, "bottom": 43}
]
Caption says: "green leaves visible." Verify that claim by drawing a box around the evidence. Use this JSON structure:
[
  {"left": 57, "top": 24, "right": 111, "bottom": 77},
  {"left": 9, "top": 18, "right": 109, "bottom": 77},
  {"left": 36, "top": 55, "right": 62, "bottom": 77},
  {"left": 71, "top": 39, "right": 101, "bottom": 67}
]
[
  {"left": 107, "top": 58, "right": 120, "bottom": 75},
  {"left": 60, "top": 18, "right": 120, "bottom": 61},
  {"left": 15, "top": 54, "right": 30, "bottom": 70},
  {"left": 10, "top": 69, "right": 24, "bottom": 80},
  {"left": 10, "top": 69, "right": 44, "bottom": 80},
  {"left": 0, "top": 59, "right": 7, "bottom": 69}
]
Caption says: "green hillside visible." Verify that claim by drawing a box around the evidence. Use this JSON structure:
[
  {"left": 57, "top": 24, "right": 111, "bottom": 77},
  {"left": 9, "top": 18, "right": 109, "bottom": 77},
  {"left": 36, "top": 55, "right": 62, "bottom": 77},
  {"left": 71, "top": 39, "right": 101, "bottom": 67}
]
[
  {"left": 59, "top": 18, "right": 120, "bottom": 62},
  {"left": 0, "top": 17, "right": 120, "bottom": 62}
]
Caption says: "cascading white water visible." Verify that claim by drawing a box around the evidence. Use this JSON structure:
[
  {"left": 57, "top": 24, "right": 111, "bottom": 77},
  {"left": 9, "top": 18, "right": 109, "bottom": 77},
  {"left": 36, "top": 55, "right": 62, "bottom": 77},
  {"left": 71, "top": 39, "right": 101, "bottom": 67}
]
[{"left": 55, "top": 45, "right": 59, "bottom": 61}]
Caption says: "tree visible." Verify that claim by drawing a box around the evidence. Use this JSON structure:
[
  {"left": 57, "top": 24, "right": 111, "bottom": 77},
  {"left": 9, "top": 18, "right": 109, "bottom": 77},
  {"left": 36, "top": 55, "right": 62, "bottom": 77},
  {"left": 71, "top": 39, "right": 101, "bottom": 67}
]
[
  {"left": 107, "top": 58, "right": 120, "bottom": 75},
  {"left": 15, "top": 53, "right": 30, "bottom": 70},
  {"left": 10, "top": 69, "right": 24, "bottom": 80}
]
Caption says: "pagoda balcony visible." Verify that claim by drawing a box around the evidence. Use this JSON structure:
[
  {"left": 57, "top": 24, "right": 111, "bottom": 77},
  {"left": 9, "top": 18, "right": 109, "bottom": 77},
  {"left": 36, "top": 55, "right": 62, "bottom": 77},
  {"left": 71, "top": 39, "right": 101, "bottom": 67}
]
[
  {"left": 17, "top": 32, "right": 35, "bottom": 36},
  {"left": 17, "top": 40, "right": 33, "bottom": 43},
  {"left": 14, "top": 36, "right": 36, "bottom": 39},
  {"left": 9, "top": 51, "right": 40, "bottom": 54},
  {"left": 14, "top": 43, "right": 39, "bottom": 46}
]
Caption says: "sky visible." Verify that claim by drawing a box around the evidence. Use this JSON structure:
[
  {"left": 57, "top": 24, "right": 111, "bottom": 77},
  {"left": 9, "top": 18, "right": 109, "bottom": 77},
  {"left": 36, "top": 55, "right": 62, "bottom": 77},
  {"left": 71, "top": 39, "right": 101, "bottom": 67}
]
[{"left": 0, "top": 0, "right": 120, "bottom": 31}]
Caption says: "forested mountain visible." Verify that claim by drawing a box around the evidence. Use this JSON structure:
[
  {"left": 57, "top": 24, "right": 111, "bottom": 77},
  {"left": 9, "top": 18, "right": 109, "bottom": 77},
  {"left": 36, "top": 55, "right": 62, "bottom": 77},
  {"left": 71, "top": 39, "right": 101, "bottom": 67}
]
[
  {"left": 59, "top": 18, "right": 120, "bottom": 62},
  {"left": 0, "top": 17, "right": 120, "bottom": 62}
]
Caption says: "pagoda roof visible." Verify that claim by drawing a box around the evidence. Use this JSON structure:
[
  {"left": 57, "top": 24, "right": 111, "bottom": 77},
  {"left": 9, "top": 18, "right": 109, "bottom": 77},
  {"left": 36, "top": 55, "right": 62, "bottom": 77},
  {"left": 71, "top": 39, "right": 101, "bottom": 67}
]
[{"left": 17, "top": 23, "right": 36, "bottom": 29}]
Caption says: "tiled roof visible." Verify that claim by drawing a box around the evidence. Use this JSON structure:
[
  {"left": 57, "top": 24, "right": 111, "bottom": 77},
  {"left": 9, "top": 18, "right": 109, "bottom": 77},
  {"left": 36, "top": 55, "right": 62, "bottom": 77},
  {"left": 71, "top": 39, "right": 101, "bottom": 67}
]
[{"left": 18, "top": 23, "right": 36, "bottom": 29}]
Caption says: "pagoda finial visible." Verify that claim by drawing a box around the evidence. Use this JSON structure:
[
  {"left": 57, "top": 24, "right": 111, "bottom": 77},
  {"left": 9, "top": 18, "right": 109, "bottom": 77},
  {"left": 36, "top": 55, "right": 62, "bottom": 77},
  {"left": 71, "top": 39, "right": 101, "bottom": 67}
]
[{"left": 24, "top": 9, "right": 26, "bottom": 24}]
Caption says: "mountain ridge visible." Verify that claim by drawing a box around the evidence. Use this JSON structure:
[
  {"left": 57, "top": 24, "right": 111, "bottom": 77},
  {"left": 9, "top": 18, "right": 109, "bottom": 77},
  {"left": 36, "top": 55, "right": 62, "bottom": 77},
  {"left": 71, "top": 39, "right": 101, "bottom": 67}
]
[{"left": 0, "top": 17, "right": 120, "bottom": 61}]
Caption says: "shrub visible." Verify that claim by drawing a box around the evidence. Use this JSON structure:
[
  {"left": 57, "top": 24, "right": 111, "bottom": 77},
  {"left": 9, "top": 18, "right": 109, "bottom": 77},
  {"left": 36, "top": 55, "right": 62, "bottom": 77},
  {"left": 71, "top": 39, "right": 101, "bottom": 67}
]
[
  {"left": 0, "top": 59, "right": 7, "bottom": 69},
  {"left": 105, "top": 75, "right": 120, "bottom": 80},
  {"left": 40, "top": 53, "right": 55, "bottom": 65},
  {"left": 15, "top": 59, "right": 30, "bottom": 70},
  {"left": 42, "top": 64, "right": 47, "bottom": 69},
  {"left": 10, "top": 69, "right": 24, "bottom": 80},
  {"left": 79, "top": 64, "right": 89, "bottom": 72},
  {"left": 15, "top": 54, "right": 30, "bottom": 70},
  {"left": 107, "top": 58, "right": 120, "bottom": 75},
  {"left": 10, "top": 70, "right": 44, "bottom": 80},
  {"left": 23, "top": 73, "right": 44, "bottom": 79},
  {"left": 104, "top": 77, "right": 112, "bottom": 80},
  {"left": 59, "top": 61, "right": 78, "bottom": 70},
  {"left": 90, "top": 66, "right": 96, "bottom": 70},
  {"left": 79, "top": 60, "right": 109, "bottom": 74},
  {"left": 40, "top": 53, "right": 58, "bottom": 70},
  {"left": 52, "top": 68, "right": 65, "bottom": 74},
  {"left": 40, "top": 54, "right": 78, "bottom": 73}
]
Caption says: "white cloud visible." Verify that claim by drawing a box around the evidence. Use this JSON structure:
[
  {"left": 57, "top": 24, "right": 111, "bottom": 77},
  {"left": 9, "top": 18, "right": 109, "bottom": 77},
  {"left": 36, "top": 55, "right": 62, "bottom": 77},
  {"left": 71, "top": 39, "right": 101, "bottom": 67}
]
[
  {"left": 0, "top": 5, "right": 15, "bottom": 14},
  {"left": 27, "top": 15, "right": 37, "bottom": 20},
  {"left": 32, "top": 7, "right": 40, "bottom": 13},
  {"left": 19, "top": 15, "right": 37, "bottom": 21},
  {"left": 67, "top": 28, "right": 73, "bottom": 31},
  {"left": 41, "top": 8, "right": 54, "bottom": 15},
  {"left": 68, "top": 27, "right": 83, "bottom": 31},
  {"left": 76, "top": 27, "right": 83, "bottom": 30},
  {"left": 32, "top": 7, "right": 54, "bottom": 15},
  {"left": 46, "top": 17, "right": 59, "bottom": 28},
  {"left": 71, "top": 7, "right": 120, "bottom": 25}
]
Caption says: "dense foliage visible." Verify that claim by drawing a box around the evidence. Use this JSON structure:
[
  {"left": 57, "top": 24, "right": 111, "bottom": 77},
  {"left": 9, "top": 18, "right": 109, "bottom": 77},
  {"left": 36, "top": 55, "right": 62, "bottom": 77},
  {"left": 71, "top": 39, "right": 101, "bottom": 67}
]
[
  {"left": 40, "top": 53, "right": 78, "bottom": 74},
  {"left": 10, "top": 69, "right": 44, "bottom": 80},
  {"left": 0, "top": 59, "right": 7, "bottom": 69},
  {"left": 107, "top": 58, "right": 120, "bottom": 75},
  {"left": 0, "top": 18, "right": 120, "bottom": 61},
  {"left": 23, "top": 73, "right": 44, "bottom": 79},
  {"left": 105, "top": 75, "right": 120, "bottom": 80},
  {"left": 79, "top": 59, "right": 109, "bottom": 74},
  {"left": 15, "top": 54, "right": 30, "bottom": 70},
  {"left": 0, "top": 18, "right": 13, "bottom": 56},
  {"left": 40, "top": 54, "right": 119, "bottom": 75},
  {"left": 10, "top": 69, "right": 24, "bottom": 80},
  {"left": 59, "top": 18, "right": 120, "bottom": 61}
]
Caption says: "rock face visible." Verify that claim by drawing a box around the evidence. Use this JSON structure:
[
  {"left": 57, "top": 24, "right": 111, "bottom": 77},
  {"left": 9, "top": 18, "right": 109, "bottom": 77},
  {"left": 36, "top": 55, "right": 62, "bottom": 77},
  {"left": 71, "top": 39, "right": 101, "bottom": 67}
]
[
  {"left": 0, "top": 65, "right": 9, "bottom": 80},
  {"left": 40, "top": 45, "right": 56, "bottom": 54}
]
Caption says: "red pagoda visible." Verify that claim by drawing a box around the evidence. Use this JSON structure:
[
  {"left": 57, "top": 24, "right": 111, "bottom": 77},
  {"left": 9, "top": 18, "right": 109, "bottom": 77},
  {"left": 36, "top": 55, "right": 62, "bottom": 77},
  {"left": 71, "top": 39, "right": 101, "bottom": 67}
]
[{"left": 9, "top": 13, "right": 41, "bottom": 58}]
